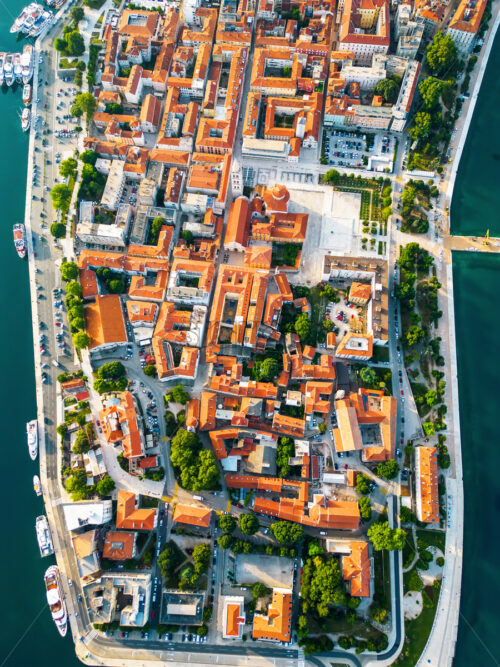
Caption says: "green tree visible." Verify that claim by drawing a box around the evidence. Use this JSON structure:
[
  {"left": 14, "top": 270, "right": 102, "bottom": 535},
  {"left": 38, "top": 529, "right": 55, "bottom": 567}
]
[
  {"left": 400, "top": 506, "right": 414, "bottom": 524},
  {"left": 270, "top": 521, "right": 303, "bottom": 544},
  {"left": 105, "top": 102, "right": 123, "bottom": 115},
  {"left": 367, "top": 521, "right": 406, "bottom": 551},
  {"left": 294, "top": 313, "right": 311, "bottom": 342},
  {"left": 71, "top": 92, "right": 97, "bottom": 122},
  {"left": 80, "top": 149, "right": 98, "bottom": 165},
  {"left": 96, "top": 474, "right": 115, "bottom": 496},
  {"left": 73, "top": 332, "right": 90, "bottom": 349},
  {"left": 358, "top": 496, "right": 372, "bottom": 520},
  {"left": 61, "top": 261, "right": 78, "bottom": 281},
  {"left": 406, "top": 325, "right": 426, "bottom": 347},
  {"left": 252, "top": 582, "right": 271, "bottom": 599},
  {"left": 170, "top": 429, "right": 199, "bottom": 468},
  {"left": 360, "top": 366, "right": 376, "bottom": 386},
  {"left": 197, "top": 625, "right": 208, "bottom": 637},
  {"left": 56, "top": 423, "right": 68, "bottom": 437},
  {"left": 308, "top": 539, "right": 324, "bottom": 556},
  {"left": 423, "top": 422, "right": 435, "bottom": 436},
  {"left": 376, "top": 459, "right": 399, "bottom": 480},
  {"left": 217, "top": 533, "right": 234, "bottom": 549},
  {"left": 168, "top": 384, "right": 190, "bottom": 405},
  {"left": 54, "top": 37, "right": 67, "bottom": 52},
  {"left": 426, "top": 31, "right": 458, "bottom": 77},
  {"left": 51, "top": 183, "right": 72, "bottom": 212},
  {"left": 238, "top": 513, "right": 259, "bottom": 535},
  {"left": 410, "top": 112, "right": 432, "bottom": 142},
  {"left": 297, "top": 614, "right": 309, "bottom": 638},
  {"left": 258, "top": 357, "right": 279, "bottom": 381},
  {"left": 98, "top": 361, "right": 125, "bottom": 380},
  {"left": 59, "top": 157, "right": 77, "bottom": 179},
  {"left": 70, "top": 6, "right": 85, "bottom": 23},
  {"left": 399, "top": 242, "right": 433, "bottom": 273},
  {"left": 193, "top": 449, "right": 220, "bottom": 490},
  {"left": 276, "top": 437, "right": 294, "bottom": 478},
  {"left": 219, "top": 515, "right": 236, "bottom": 533},
  {"left": 65, "top": 468, "right": 89, "bottom": 500},
  {"left": 374, "top": 78, "right": 399, "bottom": 103},
  {"left": 324, "top": 168, "right": 340, "bottom": 184},
  {"left": 192, "top": 543, "right": 211, "bottom": 571},
  {"left": 108, "top": 278, "right": 124, "bottom": 293},
  {"left": 181, "top": 230, "right": 194, "bottom": 245},
  {"left": 418, "top": 77, "right": 446, "bottom": 109},
  {"left": 50, "top": 222, "right": 66, "bottom": 239},
  {"left": 425, "top": 389, "right": 439, "bottom": 407},
  {"left": 370, "top": 606, "right": 388, "bottom": 624},
  {"left": 144, "top": 364, "right": 157, "bottom": 378},
  {"left": 66, "top": 30, "right": 85, "bottom": 57},
  {"left": 67, "top": 281, "right": 83, "bottom": 298},
  {"left": 356, "top": 474, "right": 371, "bottom": 495},
  {"left": 73, "top": 428, "right": 90, "bottom": 454}
]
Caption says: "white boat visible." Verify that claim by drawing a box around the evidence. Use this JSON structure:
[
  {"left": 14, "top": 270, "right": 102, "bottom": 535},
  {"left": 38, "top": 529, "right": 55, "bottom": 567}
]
[
  {"left": 44, "top": 566, "right": 68, "bottom": 637},
  {"left": 13, "top": 53, "right": 22, "bottom": 83},
  {"left": 21, "top": 44, "right": 33, "bottom": 84},
  {"left": 23, "top": 83, "right": 32, "bottom": 105},
  {"left": 10, "top": 3, "right": 45, "bottom": 34},
  {"left": 26, "top": 419, "right": 38, "bottom": 460},
  {"left": 36, "top": 515, "right": 54, "bottom": 557},
  {"left": 33, "top": 474, "right": 42, "bottom": 496},
  {"left": 0, "top": 53, "right": 5, "bottom": 87},
  {"left": 21, "top": 107, "right": 31, "bottom": 132},
  {"left": 4, "top": 54, "right": 14, "bottom": 87}
]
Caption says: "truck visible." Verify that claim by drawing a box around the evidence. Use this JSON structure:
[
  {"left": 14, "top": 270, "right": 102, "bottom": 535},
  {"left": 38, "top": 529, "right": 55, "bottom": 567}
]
[{"left": 193, "top": 495, "right": 204, "bottom": 501}]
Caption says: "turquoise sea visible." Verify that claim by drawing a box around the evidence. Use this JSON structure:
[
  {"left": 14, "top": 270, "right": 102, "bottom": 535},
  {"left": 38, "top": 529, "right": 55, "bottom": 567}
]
[{"left": 0, "top": 2, "right": 80, "bottom": 665}]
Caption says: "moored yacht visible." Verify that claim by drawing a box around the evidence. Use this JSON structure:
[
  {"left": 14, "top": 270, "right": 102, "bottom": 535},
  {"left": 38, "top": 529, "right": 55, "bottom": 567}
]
[
  {"left": 36, "top": 515, "right": 54, "bottom": 557},
  {"left": 21, "top": 44, "right": 33, "bottom": 84},
  {"left": 44, "top": 566, "right": 68, "bottom": 637},
  {"left": 26, "top": 419, "right": 38, "bottom": 459}
]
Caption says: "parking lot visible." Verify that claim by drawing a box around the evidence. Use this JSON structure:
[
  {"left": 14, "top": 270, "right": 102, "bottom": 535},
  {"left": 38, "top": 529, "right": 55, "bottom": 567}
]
[
  {"left": 325, "top": 295, "right": 367, "bottom": 340},
  {"left": 324, "top": 130, "right": 396, "bottom": 171}
]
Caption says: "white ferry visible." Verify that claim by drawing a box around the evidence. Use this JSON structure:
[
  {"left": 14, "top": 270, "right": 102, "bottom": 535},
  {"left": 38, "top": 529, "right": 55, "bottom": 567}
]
[
  {"left": 0, "top": 53, "right": 5, "bottom": 87},
  {"left": 36, "top": 515, "right": 54, "bottom": 557},
  {"left": 23, "top": 83, "right": 32, "bottom": 105},
  {"left": 4, "top": 54, "right": 14, "bottom": 87},
  {"left": 26, "top": 419, "right": 38, "bottom": 459},
  {"left": 44, "top": 566, "right": 68, "bottom": 637},
  {"left": 21, "top": 107, "right": 31, "bottom": 132},
  {"left": 33, "top": 474, "right": 42, "bottom": 496},
  {"left": 21, "top": 44, "right": 33, "bottom": 84},
  {"left": 13, "top": 52, "right": 22, "bottom": 82}
]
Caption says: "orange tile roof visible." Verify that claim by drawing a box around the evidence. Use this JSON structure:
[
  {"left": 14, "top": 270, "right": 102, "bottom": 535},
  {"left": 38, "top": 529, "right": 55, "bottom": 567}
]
[
  {"left": 103, "top": 531, "right": 136, "bottom": 561},
  {"left": 251, "top": 212, "right": 308, "bottom": 244},
  {"left": 128, "top": 270, "right": 169, "bottom": 302},
  {"left": 253, "top": 589, "right": 292, "bottom": 642},
  {"left": 173, "top": 503, "right": 212, "bottom": 527},
  {"left": 85, "top": 295, "right": 127, "bottom": 349},
  {"left": 244, "top": 245, "right": 273, "bottom": 269},
  {"left": 253, "top": 494, "right": 360, "bottom": 529},
  {"left": 449, "top": 0, "right": 486, "bottom": 33},
  {"left": 304, "top": 381, "right": 334, "bottom": 415},
  {"left": 79, "top": 269, "right": 98, "bottom": 300},
  {"left": 224, "top": 197, "right": 251, "bottom": 249},
  {"left": 99, "top": 391, "right": 144, "bottom": 459},
  {"left": 126, "top": 300, "right": 158, "bottom": 325},
  {"left": 349, "top": 281, "right": 371, "bottom": 302},
  {"left": 139, "top": 456, "right": 158, "bottom": 469},
  {"left": 225, "top": 600, "right": 246, "bottom": 638},
  {"left": 335, "top": 332, "right": 373, "bottom": 359},
  {"left": 116, "top": 490, "right": 156, "bottom": 531},
  {"left": 416, "top": 446, "right": 439, "bottom": 523},
  {"left": 186, "top": 398, "right": 200, "bottom": 430},
  {"left": 210, "top": 376, "right": 278, "bottom": 399},
  {"left": 343, "top": 542, "right": 371, "bottom": 597},
  {"left": 118, "top": 9, "right": 159, "bottom": 38},
  {"left": 200, "top": 391, "right": 217, "bottom": 431}
]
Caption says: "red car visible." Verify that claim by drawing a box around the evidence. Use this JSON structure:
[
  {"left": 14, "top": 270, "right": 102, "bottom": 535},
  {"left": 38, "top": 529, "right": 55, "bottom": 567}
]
[{"left": 401, "top": 390, "right": 404, "bottom": 395}]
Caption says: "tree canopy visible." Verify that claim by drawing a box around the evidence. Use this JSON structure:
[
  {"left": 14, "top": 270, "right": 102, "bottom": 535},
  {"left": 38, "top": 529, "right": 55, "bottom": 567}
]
[
  {"left": 80, "top": 150, "right": 98, "bottom": 166},
  {"left": 72, "top": 332, "right": 89, "bottom": 349},
  {"left": 170, "top": 429, "right": 220, "bottom": 491},
  {"left": 238, "top": 513, "right": 259, "bottom": 535},
  {"left": 270, "top": 520, "right": 303, "bottom": 544},
  {"left": 167, "top": 384, "right": 190, "bottom": 405},
  {"left": 356, "top": 474, "right": 371, "bottom": 495},
  {"left": 61, "top": 260, "right": 78, "bottom": 281},
  {"left": 410, "top": 112, "right": 432, "bottom": 142},
  {"left": 376, "top": 459, "right": 399, "bottom": 480},
  {"left": 426, "top": 31, "right": 458, "bottom": 78},
  {"left": 359, "top": 496, "right": 372, "bottom": 521},
  {"left": 399, "top": 243, "right": 433, "bottom": 273},
  {"left": 276, "top": 437, "right": 294, "bottom": 478},
  {"left": 300, "top": 555, "right": 343, "bottom": 617},
  {"left": 59, "top": 157, "right": 77, "bottom": 179},
  {"left": 50, "top": 222, "right": 66, "bottom": 239},
  {"left": 294, "top": 313, "right": 311, "bottom": 342},
  {"left": 219, "top": 514, "right": 236, "bottom": 533},
  {"left": 96, "top": 474, "right": 115, "bottom": 497},
  {"left": 374, "top": 78, "right": 399, "bottom": 103},
  {"left": 418, "top": 77, "right": 446, "bottom": 110},
  {"left": 359, "top": 366, "right": 376, "bottom": 386},
  {"left": 51, "top": 183, "right": 72, "bottom": 212},
  {"left": 406, "top": 324, "right": 426, "bottom": 347},
  {"left": 71, "top": 92, "right": 97, "bottom": 121},
  {"left": 66, "top": 30, "right": 85, "bottom": 57},
  {"left": 368, "top": 521, "right": 406, "bottom": 551}
]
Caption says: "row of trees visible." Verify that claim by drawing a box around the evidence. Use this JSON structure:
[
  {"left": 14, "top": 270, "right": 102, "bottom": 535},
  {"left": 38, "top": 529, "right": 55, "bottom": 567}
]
[{"left": 59, "top": 261, "right": 90, "bottom": 349}]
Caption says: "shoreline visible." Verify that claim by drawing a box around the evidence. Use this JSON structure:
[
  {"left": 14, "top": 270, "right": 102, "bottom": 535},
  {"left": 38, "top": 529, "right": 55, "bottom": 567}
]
[{"left": 417, "top": 7, "right": 500, "bottom": 666}]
